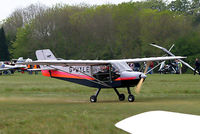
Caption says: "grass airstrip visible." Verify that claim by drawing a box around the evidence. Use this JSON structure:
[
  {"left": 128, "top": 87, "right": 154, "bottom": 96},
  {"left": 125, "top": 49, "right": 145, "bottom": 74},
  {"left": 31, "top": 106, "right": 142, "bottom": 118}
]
[{"left": 0, "top": 73, "right": 200, "bottom": 134}]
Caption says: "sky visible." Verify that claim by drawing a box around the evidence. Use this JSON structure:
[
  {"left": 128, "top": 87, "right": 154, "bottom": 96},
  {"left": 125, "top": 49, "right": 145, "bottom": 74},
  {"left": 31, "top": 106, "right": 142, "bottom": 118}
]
[{"left": 0, "top": 0, "right": 134, "bottom": 21}]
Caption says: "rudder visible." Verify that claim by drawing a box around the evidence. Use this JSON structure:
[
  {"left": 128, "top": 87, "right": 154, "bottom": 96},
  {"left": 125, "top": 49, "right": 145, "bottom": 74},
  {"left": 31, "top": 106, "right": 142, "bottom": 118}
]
[{"left": 35, "top": 49, "right": 57, "bottom": 76}]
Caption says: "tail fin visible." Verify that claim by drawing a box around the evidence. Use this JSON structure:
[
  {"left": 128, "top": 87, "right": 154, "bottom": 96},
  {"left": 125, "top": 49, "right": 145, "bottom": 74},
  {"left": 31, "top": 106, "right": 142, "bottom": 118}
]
[
  {"left": 35, "top": 49, "right": 56, "bottom": 76},
  {"left": 16, "top": 57, "right": 24, "bottom": 63},
  {"left": 36, "top": 49, "right": 56, "bottom": 60}
]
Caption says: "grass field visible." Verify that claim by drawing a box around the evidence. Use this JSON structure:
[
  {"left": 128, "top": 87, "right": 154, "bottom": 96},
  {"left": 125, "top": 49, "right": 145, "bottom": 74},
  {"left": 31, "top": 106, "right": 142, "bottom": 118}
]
[{"left": 0, "top": 73, "right": 200, "bottom": 134}]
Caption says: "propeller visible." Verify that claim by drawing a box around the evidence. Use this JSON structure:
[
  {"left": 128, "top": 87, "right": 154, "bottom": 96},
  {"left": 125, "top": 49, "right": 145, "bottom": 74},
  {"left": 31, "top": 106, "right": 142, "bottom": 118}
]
[{"left": 135, "top": 62, "right": 150, "bottom": 94}]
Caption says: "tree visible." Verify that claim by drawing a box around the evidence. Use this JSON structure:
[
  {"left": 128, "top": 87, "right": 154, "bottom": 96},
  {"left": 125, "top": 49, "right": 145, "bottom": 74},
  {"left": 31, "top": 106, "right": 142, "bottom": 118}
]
[
  {"left": 8, "top": 2, "right": 195, "bottom": 61},
  {"left": 190, "top": 0, "right": 200, "bottom": 13},
  {"left": 0, "top": 27, "right": 10, "bottom": 61},
  {"left": 168, "top": 0, "right": 191, "bottom": 13},
  {"left": 134, "top": 0, "right": 167, "bottom": 11}
]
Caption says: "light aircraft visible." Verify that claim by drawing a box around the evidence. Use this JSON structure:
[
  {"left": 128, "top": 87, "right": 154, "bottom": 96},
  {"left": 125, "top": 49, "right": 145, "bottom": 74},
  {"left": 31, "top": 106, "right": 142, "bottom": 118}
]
[
  {"left": 146, "top": 44, "right": 178, "bottom": 74},
  {"left": 18, "top": 49, "right": 185, "bottom": 102},
  {"left": 0, "top": 57, "right": 28, "bottom": 75},
  {"left": 150, "top": 43, "right": 197, "bottom": 73}
]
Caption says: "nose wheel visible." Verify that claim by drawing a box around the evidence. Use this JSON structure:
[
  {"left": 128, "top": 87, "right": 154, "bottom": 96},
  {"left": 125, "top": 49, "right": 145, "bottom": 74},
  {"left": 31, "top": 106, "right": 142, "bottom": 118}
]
[
  {"left": 128, "top": 94, "right": 135, "bottom": 102},
  {"left": 127, "top": 87, "right": 135, "bottom": 102},
  {"left": 90, "top": 95, "right": 97, "bottom": 102}
]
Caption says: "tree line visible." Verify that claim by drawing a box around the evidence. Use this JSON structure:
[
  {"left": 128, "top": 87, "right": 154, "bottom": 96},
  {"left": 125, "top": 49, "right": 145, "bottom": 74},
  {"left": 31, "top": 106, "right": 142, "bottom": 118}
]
[{"left": 1, "top": 0, "right": 200, "bottom": 72}]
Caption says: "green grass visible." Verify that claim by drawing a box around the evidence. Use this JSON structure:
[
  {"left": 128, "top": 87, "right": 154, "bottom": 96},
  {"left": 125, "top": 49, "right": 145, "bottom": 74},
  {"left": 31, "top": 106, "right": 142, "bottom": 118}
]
[{"left": 0, "top": 73, "right": 200, "bottom": 134}]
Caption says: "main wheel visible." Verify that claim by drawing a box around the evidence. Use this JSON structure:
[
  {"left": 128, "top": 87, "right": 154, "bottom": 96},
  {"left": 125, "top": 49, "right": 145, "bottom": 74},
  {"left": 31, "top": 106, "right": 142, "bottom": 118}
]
[
  {"left": 90, "top": 95, "right": 97, "bottom": 102},
  {"left": 128, "top": 94, "right": 135, "bottom": 102},
  {"left": 119, "top": 94, "right": 125, "bottom": 101}
]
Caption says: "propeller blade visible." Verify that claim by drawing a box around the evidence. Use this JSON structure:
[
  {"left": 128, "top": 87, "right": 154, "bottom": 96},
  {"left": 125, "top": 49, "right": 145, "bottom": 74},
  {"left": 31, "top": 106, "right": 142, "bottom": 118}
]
[
  {"left": 135, "top": 78, "right": 144, "bottom": 94},
  {"left": 135, "top": 62, "right": 150, "bottom": 93}
]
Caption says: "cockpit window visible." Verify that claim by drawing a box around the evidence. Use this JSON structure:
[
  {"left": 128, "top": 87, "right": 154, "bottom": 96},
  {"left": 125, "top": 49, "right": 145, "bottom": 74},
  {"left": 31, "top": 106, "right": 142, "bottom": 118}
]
[
  {"left": 92, "top": 64, "right": 120, "bottom": 81},
  {"left": 111, "top": 61, "right": 133, "bottom": 72}
]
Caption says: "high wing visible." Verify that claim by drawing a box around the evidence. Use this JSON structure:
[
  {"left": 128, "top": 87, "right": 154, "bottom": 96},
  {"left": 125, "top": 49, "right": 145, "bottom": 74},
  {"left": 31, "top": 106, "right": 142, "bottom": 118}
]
[
  {"left": 0, "top": 63, "right": 27, "bottom": 71},
  {"left": 5, "top": 65, "right": 26, "bottom": 69},
  {"left": 121, "top": 56, "right": 186, "bottom": 63},
  {"left": 150, "top": 43, "right": 196, "bottom": 72},
  {"left": 17, "top": 56, "right": 186, "bottom": 66}
]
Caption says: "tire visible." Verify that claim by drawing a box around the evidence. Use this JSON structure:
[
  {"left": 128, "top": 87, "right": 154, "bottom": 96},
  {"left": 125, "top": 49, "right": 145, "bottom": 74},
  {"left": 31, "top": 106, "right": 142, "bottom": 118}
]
[
  {"left": 128, "top": 95, "right": 135, "bottom": 102},
  {"left": 90, "top": 95, "right": 97, "bottom": 102},
  {"left": 119, "top": 94, "right": 125, "bottom": 101}
]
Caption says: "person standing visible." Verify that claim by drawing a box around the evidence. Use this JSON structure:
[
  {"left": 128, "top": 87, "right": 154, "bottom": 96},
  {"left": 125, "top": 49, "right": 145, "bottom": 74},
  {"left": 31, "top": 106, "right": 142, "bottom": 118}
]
[
  {"left": 149, "top": 61, "right": 154, "bottom": 74},
  {"left": 194, "top": 58, "right": 200, "bottom": 75},
  {"left": 178, "top": 61, "right": 182, "bottom": 74},
  {"left": 134, "top": 63, "right": 140, "bottom": 71},
  {"left": 174, "top": 59, "right": 179, "bottom": 74}
]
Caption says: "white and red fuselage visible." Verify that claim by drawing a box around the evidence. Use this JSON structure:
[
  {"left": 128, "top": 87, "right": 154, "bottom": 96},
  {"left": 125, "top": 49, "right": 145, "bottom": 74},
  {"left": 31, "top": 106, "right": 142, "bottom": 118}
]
[{"left": 41, "top": 63, "right": 146, "bottom": 88}]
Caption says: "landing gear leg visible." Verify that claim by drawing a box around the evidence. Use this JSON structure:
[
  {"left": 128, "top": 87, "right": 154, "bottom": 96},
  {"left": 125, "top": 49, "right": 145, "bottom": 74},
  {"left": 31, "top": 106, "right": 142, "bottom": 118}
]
[
  {"left": 127, "top": 87, "right": 135, "bottom": 102},
  {"left": 90, "top": 88, "right": 101, "bottom": 103},
  {"left": 114, "top": 88, "right": 125, "bottom": 101}
]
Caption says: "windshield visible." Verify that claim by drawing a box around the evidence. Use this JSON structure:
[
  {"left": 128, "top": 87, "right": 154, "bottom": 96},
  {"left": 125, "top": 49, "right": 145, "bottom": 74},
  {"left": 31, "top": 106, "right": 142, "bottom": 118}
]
[{"left": 111, "top": 61, "right": 133, "bottom": 72}]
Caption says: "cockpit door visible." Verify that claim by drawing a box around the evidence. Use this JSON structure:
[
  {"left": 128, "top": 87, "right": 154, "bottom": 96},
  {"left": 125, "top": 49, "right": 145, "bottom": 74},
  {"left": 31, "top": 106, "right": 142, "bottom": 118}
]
[{"left": 91, "top": 64, "right": 120, "bottom": 82}]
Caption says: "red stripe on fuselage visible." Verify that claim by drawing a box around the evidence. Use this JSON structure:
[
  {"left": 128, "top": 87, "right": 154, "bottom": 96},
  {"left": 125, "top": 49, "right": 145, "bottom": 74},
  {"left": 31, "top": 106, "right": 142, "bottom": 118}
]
[
  {"left": 42, "top": 70, "right": 137, "bottom": 81},
  {"left": 42, "top": 70, "right": 94, "bottom": 80}
]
